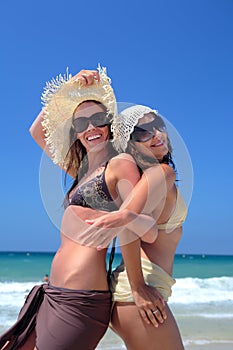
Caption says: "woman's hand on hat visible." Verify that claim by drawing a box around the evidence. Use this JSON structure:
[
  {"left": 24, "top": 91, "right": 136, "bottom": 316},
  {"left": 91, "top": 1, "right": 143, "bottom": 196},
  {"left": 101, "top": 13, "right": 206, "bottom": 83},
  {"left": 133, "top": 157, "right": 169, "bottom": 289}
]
[{"left": 71, "top": 69, "right": 100, "bottom": 86}]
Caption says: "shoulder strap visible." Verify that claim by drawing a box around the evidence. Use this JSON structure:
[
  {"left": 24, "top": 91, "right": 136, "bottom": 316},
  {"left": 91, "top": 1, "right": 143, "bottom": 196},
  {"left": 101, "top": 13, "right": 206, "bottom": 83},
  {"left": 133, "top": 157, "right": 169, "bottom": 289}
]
[{"left": 107, "top": 237, "right": 116, "bottom": 285}]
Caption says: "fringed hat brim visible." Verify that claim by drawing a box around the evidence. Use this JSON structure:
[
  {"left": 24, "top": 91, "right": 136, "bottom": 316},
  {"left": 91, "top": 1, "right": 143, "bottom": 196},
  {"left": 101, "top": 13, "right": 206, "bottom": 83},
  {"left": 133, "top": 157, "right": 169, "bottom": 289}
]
[{"left": 41, "top": 66, "right": 117, "bottom": 168}]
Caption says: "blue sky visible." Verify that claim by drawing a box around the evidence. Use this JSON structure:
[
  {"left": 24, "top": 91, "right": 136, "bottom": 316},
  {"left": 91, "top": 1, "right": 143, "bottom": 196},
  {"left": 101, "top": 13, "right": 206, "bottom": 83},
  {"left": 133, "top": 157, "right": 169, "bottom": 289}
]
[{"left": 0, "top": 0, "right": 232, "bottom": 255}]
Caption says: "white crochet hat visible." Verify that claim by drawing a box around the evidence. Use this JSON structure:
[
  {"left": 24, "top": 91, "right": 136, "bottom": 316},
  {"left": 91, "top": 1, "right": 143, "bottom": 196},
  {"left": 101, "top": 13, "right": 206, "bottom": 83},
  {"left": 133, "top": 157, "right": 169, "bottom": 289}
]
[
  {"left": 41, "top": 66, "right": 117, "bottom": 168},
  {"left": 112, "top": 104, "right": 159, "bottom": 152}
]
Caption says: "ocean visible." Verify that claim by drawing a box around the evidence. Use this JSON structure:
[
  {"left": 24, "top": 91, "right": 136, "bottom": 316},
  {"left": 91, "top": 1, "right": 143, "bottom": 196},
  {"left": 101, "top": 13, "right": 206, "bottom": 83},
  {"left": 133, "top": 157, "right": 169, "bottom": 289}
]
[{"left": 0, "top": 252, "right": 233, "bottom": 349}]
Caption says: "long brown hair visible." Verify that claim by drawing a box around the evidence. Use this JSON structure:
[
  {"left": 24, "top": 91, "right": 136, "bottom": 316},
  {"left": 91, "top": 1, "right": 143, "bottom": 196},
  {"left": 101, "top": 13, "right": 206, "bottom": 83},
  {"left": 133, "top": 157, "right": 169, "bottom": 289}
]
[
  {"left": 126, "top": 139, "right": 175, "bottom": 172},
  {"left": 64, "top": 100, "right": 116, "bottom": 197}
]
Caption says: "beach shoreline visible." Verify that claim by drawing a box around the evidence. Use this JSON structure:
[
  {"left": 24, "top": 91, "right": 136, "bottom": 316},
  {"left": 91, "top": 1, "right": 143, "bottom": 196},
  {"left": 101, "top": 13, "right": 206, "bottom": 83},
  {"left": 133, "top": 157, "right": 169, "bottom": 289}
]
[
  {"left": 185, "top": 344, "right": 233, "bottom": 350},
  {"left": 96, "top": 328, "right": 233, "bottom": 350},
  {"left": 1, "top": 253, "right": 232, "bottom": 349}
]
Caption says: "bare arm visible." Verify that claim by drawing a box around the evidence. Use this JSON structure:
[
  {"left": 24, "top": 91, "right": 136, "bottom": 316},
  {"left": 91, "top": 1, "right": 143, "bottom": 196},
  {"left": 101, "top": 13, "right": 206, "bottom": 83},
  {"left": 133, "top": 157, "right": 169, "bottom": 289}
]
[
  {"left": 30, "top": 109, "right": 48, "bottom": 153},
  {"left": 54, "top": 69, "right": 171, "bottom": 326},
  {"left": 118, "top": 234, "right": 166, "bottom": 327},
  {"left": 85, "top": 163, "right": 175, "bottom": 239},
  {"left": 29, "top": 69, "right": 101, "bottom": 178},
  {"left": 74, "top": 156, "right": 169, "bottom": 326},
  {"left": 81, "top": 163, "right": 175, "bottom": 325},
  {"left": 60, "top": 196, "right": 164, "bottom": 328},
  {"left": 114, "top": 162, "right": 170, "bottom": 327}
]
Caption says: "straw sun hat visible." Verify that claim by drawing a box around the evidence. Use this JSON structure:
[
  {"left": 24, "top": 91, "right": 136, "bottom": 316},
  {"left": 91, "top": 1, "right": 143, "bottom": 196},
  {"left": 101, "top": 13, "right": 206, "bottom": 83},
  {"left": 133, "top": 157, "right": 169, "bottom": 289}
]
[{"left": 41, "top": 66, "right": 117, "bottom": 168}]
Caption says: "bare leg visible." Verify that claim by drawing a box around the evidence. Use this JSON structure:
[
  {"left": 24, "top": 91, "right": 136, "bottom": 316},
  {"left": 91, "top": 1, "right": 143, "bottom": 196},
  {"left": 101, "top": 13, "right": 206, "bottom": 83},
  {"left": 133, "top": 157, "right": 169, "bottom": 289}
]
[
  {"left": 111, "top": 302, "right": 184, "bottom": 350},
  {"left": 16, "top": 330, "right": 36, "bottom": 350},
  {"left": 0, "top": 331, "right": 36, "bottom": 350},
  {"left": 1, "top": 340, "right": 14, "bottom": 350}
]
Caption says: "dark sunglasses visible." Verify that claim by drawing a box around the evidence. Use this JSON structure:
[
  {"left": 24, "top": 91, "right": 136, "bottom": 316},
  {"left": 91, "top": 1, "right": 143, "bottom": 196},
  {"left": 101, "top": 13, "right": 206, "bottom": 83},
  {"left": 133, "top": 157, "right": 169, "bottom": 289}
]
[
  {"left": 131, "top": 116, "right": 166, "bottom": 143},
  {"left": 72, "top": 112, "right": 112, "bottom": 133}
]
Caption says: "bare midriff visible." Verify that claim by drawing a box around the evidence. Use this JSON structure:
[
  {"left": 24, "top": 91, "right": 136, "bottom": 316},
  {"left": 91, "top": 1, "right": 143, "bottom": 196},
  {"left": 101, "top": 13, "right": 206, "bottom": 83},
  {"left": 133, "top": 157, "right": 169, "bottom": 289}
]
[
  {"left": 141, "top": 227, "right": 183, "bottom": 276},
  {"left": 49, "top": 234, "right": 109, "bottom": 291}
]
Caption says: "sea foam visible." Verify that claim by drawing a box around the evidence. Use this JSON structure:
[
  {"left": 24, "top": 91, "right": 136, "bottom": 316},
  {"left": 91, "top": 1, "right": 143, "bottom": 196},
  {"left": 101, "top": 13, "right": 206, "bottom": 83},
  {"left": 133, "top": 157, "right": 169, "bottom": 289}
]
[{"left": 170, "top": 276, "right": 233, "bottom": 304}]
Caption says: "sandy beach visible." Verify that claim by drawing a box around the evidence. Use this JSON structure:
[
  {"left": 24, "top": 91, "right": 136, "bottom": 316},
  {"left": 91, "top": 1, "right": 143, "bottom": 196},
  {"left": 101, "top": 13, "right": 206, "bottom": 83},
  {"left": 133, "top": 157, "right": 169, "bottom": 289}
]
[
  {"left": 1, "top": 253, "right": 232, "bottom": 349},
  {"left": 185, "top": 344, "right": 233, "bottom": 350},
  {"left": 1, "top": 329, "right": 232, "bottom": 350},
  {"left": 97, "top": 316, "right": 233, "bottom": 350},
  {"left": 97, "top": 327, "right": 233, "bottom": 350}
]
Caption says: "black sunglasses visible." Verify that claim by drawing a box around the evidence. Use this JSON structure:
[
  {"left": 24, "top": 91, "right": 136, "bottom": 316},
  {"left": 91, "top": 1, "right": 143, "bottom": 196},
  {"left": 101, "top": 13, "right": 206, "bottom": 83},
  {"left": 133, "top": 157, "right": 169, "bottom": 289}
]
[
  {"left": 72, "top": 112, "right": 112, "bottom": 133},
  {"left": 131, "top": 116, "right": 166, "bottom": 143}
]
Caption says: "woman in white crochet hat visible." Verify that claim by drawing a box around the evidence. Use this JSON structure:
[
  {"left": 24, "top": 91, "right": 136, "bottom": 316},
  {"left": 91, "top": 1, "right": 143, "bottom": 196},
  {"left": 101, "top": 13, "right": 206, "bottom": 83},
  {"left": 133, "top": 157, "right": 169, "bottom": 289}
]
[
  {"left": 109, "top": 105, "right": 187, "bottom": 350},
  {"left": 74, "top": 79, "right": 188, "bottom": 349},
  {"left": 0, "top": 68, "right": 161, "bottom": 350}
]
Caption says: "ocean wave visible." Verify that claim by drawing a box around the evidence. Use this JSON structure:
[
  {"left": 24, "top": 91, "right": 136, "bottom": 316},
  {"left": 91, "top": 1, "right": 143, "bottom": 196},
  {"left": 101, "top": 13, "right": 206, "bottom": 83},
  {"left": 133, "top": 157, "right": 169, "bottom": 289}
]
[
  {"left": 0, "top": 276, "right": 233, "bottom": 307},
  {"left": 177, "top": 312, "right": 233, "bottom": 318},
  {"left": 0, "top": 281, "right": 41, "bottom": 293},
  {"left": 184, "top": 339, "right": 233, "bottom": 346},
  {"left": 170, "top": 276, "right": 233, "bottom": 304},
  {"left": 0, "top": 281, "right": 41, "bottom": 307}
]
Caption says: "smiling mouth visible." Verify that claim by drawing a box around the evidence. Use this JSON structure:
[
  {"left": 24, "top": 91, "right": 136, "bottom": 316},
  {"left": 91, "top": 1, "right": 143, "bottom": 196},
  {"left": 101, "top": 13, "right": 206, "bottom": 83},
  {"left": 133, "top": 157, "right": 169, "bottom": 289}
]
[
  {"left": 152, "top": 141, "right": 164, "bottom": 147},
  {"left": 86, "top": 134, "right": 102, "bottom": 141}
]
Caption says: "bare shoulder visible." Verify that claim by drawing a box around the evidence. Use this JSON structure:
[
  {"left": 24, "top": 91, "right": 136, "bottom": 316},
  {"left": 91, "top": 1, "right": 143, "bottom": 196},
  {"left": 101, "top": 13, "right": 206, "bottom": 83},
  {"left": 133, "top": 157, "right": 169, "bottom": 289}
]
[
  {"left": 143, "top": 163, "right": 176, "bottom": 190},
  {"left": 108, "top": 153, "right": 140, "bottom": 181},
  {"left": 110, "top": 152, "right": 136, "bottom": 163},
  {"left": 109, "top": 153, "right": 137, "bottom": 169},
  {"left": 160, "top": 163, "right": 176, "bottom": 180}
]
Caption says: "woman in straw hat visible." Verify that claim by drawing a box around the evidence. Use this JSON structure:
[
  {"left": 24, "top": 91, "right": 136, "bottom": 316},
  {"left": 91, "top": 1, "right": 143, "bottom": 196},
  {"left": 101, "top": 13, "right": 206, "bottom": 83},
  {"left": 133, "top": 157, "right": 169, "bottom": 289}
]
[
  {"left": 0, "top": 68, "right": 162, "bottom": 350},
  {"left": 66, "top": 71, "right": 189, "bottom": 350}
]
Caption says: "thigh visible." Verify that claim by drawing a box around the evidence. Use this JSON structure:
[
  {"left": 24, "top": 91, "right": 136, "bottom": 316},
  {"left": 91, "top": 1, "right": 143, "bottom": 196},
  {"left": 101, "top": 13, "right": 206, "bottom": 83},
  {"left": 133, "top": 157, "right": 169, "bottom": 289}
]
[
  {"left": 16, "top": 330, "right": 36, "bottom": 350},
  {"left": 111, "top": 302, "right": 184, "bottom": 350},
  {"left": 35, "top": 293, "right": 110, "bottom": 350}
]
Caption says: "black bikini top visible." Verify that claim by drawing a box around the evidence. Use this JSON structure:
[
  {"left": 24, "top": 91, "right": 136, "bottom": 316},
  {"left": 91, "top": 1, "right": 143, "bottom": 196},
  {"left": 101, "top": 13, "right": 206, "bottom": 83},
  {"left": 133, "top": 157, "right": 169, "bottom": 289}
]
[{"left": 64, "top": 166, "right": 118, "bottom": 212}]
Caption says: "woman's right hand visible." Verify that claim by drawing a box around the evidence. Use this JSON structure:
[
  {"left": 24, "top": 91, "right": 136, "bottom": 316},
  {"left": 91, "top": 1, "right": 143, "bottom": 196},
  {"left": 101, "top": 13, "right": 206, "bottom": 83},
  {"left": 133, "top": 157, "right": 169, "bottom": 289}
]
[
  {"left": 61, "top": 206, "right": 118, "bottom": 249},
  {"left": 85, "top": 209, "right": 157, "bottom": 246},
  {"left": 71, "top": 69, "right": 100, "bottom": 86},
  {"left": 85, "top": 208, "right": 136, "bottom": 228}
]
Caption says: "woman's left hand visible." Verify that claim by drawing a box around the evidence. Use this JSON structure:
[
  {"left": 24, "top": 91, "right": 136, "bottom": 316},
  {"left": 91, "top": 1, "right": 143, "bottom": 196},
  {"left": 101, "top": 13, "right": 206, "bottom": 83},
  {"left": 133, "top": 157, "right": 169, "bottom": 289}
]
[{"left": 132, "top": 283, "right": 167, "bottom": 328}]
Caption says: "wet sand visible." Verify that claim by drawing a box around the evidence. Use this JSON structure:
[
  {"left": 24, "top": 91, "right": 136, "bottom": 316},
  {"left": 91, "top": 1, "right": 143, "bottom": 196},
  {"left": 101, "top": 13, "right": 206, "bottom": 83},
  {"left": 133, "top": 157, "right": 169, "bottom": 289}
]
[{"left": 97, "top": 328, "right": 233, "bottom": 349}]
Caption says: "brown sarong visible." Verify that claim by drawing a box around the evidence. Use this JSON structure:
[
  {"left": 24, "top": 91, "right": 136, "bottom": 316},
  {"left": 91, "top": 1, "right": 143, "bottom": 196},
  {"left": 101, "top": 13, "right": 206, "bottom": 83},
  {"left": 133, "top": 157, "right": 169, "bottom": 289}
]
[
  {"left": 0, "top": 284, "right": 111, "bottom": 350},
  {"left": 0, "top": 284, "right": 44, "bottom": 349}
]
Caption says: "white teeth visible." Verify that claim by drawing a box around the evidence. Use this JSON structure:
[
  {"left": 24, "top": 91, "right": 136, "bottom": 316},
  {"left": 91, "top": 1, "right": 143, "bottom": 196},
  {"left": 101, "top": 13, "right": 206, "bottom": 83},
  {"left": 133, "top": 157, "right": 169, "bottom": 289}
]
[
  {"left": 87, "top": 134, "right": 101, "bottom": 141},
  {"left": 153, "top": 141, "right": 163, "bottom": 146}
]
